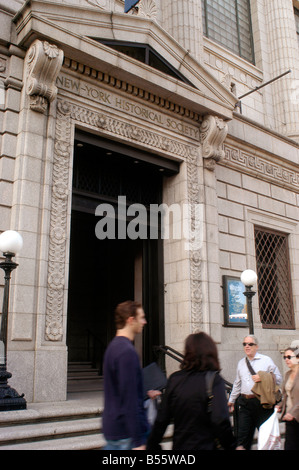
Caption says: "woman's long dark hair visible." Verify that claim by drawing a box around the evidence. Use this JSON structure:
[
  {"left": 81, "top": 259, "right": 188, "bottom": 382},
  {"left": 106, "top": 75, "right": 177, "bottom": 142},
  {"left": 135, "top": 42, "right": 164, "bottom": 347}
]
[{"left": 181, "top": 332, "right": 220, "bottom": 372}]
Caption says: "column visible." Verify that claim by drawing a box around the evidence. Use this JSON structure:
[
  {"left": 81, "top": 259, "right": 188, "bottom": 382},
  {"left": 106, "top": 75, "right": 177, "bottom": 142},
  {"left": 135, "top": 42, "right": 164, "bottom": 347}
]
[
  {"left": 161, "top": 0, "right": 203, "bottom": 62},
  {"left": 264, "top": 0, "right": 299, "bottom": 141}
]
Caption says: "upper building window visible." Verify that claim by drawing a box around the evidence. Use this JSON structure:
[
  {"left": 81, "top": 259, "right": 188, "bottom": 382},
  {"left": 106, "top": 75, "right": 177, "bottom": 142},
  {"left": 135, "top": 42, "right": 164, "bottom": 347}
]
[
  {"left": 92, "top": 39, "right": 195, "bottom": 87},
  {"left": 201, "top": 0, "right": 255, "bottom": 64},
  {"left": 295, "top": 8, "right": 299, "bottom": 48}
]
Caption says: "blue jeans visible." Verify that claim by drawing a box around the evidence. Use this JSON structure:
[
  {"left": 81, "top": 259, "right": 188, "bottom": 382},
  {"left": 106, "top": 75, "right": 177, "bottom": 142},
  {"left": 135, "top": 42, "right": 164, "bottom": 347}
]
[{"left": 103, "top": 438, "right": 132, "bottom": 450}]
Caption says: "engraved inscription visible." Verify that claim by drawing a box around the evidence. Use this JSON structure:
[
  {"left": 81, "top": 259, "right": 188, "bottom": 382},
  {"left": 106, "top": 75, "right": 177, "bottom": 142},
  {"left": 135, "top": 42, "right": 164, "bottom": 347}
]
[{"left": 56, "top": 74, "right": 200, "bottom": 140}]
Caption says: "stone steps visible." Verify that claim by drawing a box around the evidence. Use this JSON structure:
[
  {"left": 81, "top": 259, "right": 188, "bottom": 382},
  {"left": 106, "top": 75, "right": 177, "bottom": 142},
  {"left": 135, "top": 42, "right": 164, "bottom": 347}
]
[
  {"left": 67, "top": 362, "right": 103, "bottom": 393},
  {"left": 0, "top": 385, "right": 286, "bottom": 450},
  {"left": 0, "top": 392, "right": 105, "bottom": 450},
  {"left": 0, "top": 417, "right": 104, "bottom": 450},
  {"left": 0, "top": 404, "right": 173, "bottom": 450}
]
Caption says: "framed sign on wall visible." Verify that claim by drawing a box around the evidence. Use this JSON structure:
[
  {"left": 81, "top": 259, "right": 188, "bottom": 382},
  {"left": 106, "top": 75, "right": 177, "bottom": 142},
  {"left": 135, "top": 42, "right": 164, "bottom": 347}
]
[{"left": 223, "top": 275, "right": 248, "bottom": 327}]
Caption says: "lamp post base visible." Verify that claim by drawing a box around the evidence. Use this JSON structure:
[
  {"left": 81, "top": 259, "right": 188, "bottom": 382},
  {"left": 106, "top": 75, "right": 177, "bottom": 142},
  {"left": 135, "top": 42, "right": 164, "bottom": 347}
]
[{"left": 0, "top": 369, "right": 27, "bottom": 412}]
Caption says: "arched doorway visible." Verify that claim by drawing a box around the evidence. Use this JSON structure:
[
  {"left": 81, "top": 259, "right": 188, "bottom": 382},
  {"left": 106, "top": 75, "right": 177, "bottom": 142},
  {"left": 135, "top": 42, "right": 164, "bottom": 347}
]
[{"left": 66, "top": 130, "right": 179, "bottom": 379}]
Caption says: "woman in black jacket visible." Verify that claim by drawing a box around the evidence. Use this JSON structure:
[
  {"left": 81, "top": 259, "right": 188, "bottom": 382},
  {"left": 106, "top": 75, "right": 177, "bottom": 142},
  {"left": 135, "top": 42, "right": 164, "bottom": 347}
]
[{"left": 146, "top": 332, "right": 236, "bottom": 450}]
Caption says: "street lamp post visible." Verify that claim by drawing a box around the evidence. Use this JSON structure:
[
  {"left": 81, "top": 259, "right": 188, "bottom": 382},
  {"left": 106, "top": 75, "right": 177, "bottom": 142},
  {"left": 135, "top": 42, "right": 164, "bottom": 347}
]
[
  {"left": 0, "top": 230, "right": 26, "bottom": 411},
  {"left": 241, "top": 269, "right": 257, "bottom": 336}
]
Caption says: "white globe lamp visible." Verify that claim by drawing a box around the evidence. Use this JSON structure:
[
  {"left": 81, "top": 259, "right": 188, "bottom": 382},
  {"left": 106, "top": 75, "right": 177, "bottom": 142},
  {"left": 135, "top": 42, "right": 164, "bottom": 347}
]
[
  {"left": 0, "top": 230, "right": 23, "bottom": 255},
  {"left": 241, "top": 269, "right": 257, "bottom": 287}
]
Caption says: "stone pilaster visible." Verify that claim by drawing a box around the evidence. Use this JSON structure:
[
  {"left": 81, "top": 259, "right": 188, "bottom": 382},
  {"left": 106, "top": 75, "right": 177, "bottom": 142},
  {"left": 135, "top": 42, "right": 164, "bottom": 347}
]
[
  {"left": 161, "top": 0, "right": 203, "bottom": 62},
  {"left": 264, "top": 0, "right": 299, "bottom": 141},
  {"left": 8, "top": 39, "right": 66, "bottom": 402},
  {"left": 200, "top": 115, "right": 228, "bottom": 341}
]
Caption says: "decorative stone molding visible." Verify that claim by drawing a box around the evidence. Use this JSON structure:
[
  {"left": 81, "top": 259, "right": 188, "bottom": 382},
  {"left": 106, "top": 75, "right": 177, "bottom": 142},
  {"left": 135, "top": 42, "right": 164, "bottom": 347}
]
[
  {"left": 200, "top": 115, "right": 228, "bottom": 170},
  {"left": 183, "top": 129, "right": 204, "bottom": 332},
  {"left": 45, "top": 98, "right": 202, "bottom": 341},
  {"left": 86, "top": 0, "right": 113, "bottom": 8},
  {"left": 0, "top": 57, "right": 6, "bottom": 73},
  {"left": 68, "top": 105, "right": 198, "bottom": 160},
  {"left": 62, "top": 58, "right": 202, "bottom": 123},
  {"left": 45, "top": 100, "right": 72, "bottom": 342},
  {"left": 25, "top": 40, "right": 64, "bottom": 113},
  {"left": 137, "top": 0, "right": 158, "bottom": 19},
  {"left": 223, "top": 143, "right": 299, "bottom": 191}
]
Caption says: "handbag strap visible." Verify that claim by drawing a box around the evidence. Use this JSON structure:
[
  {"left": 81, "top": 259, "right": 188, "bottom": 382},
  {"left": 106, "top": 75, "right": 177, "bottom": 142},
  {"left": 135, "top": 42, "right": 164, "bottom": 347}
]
[
  {"left": 246, "top": 357, "right": 256, "bottom": 375},
  {"left": 205, "top": 371, "right": 218, "bottom": 413}
]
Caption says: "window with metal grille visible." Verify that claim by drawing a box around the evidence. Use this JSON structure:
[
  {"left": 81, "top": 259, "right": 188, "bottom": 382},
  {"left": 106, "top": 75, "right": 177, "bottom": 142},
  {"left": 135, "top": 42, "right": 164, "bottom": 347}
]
[
  {"left": 254, "top": 227, "right": 295, "bottom": 329},
  {"left": 201, "top": 0, "right": 255, "bottom": 64}
]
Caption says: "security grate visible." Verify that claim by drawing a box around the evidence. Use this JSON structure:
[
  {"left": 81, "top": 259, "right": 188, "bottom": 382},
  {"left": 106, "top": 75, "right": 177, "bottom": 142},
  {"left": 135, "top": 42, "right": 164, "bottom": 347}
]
[{"left": 254, "top": 227, "right": 295, "bottom": 329}]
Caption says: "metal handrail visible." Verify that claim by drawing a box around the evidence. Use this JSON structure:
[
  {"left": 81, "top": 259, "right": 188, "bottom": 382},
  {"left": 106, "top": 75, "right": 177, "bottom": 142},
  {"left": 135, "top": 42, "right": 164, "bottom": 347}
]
[
  {"left": 153, "top": 345, "right": 243, "bottom": 439},
  {"left": 153, "top": 344, "right": 233, "bottom": 395}
]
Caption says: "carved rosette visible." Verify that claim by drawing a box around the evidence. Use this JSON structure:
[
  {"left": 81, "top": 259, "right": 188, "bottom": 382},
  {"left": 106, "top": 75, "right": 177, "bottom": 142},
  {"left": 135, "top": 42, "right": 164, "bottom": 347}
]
[
  {"left": 200, "top": 115, "right": 228, "bottom": 170},
  {"left": 25, "top": 40, "right": 64, "bottom": 113}
]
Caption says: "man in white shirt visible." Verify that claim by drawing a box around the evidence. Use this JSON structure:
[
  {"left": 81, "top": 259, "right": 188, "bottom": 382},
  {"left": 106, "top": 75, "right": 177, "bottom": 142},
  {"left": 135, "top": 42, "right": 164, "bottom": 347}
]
[{"left": 228, "top": 335, "right": 282, "bottom": 450}]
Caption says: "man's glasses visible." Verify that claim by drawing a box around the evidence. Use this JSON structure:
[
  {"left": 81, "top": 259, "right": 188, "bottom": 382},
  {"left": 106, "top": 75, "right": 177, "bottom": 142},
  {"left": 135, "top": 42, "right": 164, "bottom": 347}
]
[
  {"left": 243, "top": 342, "right": 256, "bottom": 347},
  {"left": 283, "top": 355, "right": 296, "bottom": 360}
]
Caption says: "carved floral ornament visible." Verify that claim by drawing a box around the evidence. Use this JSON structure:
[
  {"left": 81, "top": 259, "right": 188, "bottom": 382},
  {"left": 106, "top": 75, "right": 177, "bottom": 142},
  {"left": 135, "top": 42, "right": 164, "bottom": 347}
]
[
  {"left": 85, "top": 0, "right": 157, "bottom": 18},
  {"left": 137, "top": 0, "right": 157, "bottom": 19}
]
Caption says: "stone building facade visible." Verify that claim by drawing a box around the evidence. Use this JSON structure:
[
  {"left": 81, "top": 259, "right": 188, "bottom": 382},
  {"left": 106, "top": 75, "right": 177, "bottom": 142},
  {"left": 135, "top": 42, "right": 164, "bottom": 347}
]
[{"left": 0, "top": 0, "right": 298, "bottom": 403}]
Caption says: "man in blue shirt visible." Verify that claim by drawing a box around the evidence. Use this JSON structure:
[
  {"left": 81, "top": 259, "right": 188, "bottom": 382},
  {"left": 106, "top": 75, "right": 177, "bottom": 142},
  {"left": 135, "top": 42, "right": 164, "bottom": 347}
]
[{"left": 103, "top": 301, "right": 150, "bottom": 450}]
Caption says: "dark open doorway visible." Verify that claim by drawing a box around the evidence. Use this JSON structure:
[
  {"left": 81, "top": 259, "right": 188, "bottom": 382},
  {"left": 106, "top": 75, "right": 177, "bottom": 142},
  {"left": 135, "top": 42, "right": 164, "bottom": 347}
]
[{"left": 66, "top": 131, "right": 179, "bottom": 377}]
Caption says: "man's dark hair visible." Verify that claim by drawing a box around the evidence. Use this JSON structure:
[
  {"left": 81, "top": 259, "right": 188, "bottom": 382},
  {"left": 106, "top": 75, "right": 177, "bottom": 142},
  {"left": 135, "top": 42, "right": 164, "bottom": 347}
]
[{"left": 115, "top": 300, "right": 142, "bottom": 329}]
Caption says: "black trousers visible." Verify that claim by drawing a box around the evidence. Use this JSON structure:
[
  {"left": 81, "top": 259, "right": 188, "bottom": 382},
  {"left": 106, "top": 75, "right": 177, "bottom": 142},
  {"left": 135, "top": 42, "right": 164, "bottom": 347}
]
[
  {"left": 237, "top": 396, "right": 273, "bottom": 450},
  {"left": 284, "top": 420, "right": 299, "bottom": 450}
]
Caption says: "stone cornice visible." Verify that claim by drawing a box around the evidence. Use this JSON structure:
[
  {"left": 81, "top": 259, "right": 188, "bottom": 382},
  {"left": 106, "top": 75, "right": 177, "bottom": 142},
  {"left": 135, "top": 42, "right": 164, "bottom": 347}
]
[
  {"left": 62, "top": 57, "right": 202, "bottom": 124},
  {"left": 13, "top": 0, "right": 237, "bottom": 120}
]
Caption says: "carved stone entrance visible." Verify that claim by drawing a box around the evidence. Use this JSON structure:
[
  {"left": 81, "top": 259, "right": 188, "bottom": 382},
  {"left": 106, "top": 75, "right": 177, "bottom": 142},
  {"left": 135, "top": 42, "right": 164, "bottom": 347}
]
[
  {"left": 9, "top": 34, "right": 230, "bottom": 402},
  {"left": 66, "top": 133, "right": 172, "bottom": 373}
]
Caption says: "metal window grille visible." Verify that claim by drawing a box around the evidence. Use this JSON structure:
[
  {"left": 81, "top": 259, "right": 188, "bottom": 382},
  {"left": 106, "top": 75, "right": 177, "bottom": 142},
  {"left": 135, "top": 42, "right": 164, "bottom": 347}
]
[
  {"left": 254, "top": 227, "right": 295, "bottom": 329},
  {"left": 201, "top": 0, "right": 255, "bottom": 64}
]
